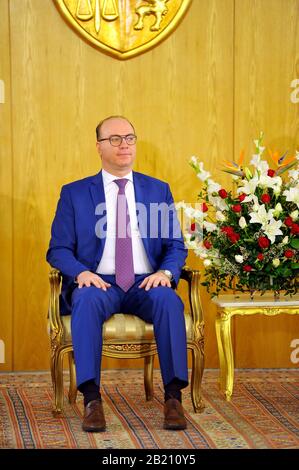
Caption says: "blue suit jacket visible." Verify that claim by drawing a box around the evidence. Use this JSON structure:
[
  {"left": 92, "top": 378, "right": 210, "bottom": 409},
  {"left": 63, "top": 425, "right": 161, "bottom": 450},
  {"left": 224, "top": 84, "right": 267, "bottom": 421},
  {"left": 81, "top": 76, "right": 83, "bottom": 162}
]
[{"left": 46, "top": 170, "right": 187, "bottom": 314}]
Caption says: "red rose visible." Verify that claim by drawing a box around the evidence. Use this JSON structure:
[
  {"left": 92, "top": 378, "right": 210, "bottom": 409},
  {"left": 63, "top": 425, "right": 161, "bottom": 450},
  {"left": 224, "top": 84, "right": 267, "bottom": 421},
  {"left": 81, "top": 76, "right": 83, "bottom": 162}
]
[
  {"left": 261, "top": 194, "right": 271, "bottom": 204},
  {"left": 218, "top": 189, "right": 228, "bottom": 199},
  {"left": 243, "top": 265, "right": 253, "bottom": 272},
  {"left": 229, "top": 233, "right": 240, "bottom": 244},
  {"left": 284, "top": 217, "right": 293, "bottom": 227},
  {"left": 202, "top": 203, "right": 208, "bottom": 212},
  {"left": 238, "top": 193, "right": 246, "bottom": 202},
  {"left": 203, "top": 240, "right": 212, "bottom": 249},
  {"left": 284, "top": 249, "right": 294, "bottom": 258},
  {"left": 232, "top": 204, "right": 242, "bottom": 212},
  {"left": 221, "top": 226, "right": 235, "bottom": 236},
  {"left": 257, "top": 253, "right": 264, "bottom": 261},
  {"left": 267, "top": 169, "right": 275, "bottom": 177},
  {"left": 291, "top": 224, "right": 299, "bottom": 234},
  {"left": 190, "top": 223, "right": 196, "bottom": 232},
  {"left": 258, "top": 236, "right": 270, "bottom": 249}
]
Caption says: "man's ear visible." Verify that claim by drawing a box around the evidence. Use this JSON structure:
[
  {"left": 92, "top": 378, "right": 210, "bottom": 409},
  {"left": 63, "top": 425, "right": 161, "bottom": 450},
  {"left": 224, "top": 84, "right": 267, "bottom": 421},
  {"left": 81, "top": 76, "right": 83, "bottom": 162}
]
[{"left": 96, "top": 141, "right": 102, "bottom": 157}]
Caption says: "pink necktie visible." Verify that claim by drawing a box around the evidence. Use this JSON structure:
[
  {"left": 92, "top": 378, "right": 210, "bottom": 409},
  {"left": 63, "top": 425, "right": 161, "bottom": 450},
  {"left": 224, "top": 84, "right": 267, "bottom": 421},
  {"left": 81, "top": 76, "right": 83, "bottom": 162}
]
[{"left": 114, "top": 179, "right": 135, "bottom": 292}]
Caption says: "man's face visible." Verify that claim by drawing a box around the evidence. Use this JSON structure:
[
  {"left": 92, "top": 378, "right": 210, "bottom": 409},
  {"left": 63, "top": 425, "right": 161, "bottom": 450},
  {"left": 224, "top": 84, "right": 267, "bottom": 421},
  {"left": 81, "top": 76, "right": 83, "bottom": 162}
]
[{"left": 96, "top": 118, "right": 136, "bottom": 175}]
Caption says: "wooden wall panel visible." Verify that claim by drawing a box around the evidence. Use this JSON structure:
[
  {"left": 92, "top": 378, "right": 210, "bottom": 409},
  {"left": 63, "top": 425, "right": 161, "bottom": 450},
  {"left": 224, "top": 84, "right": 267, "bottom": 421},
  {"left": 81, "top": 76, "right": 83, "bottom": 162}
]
[
  {"left": 9, "top": 0, "right": 233, "bottom": 370},
  {"left": 0, "top": 0, "right": 13, "bottom": 371},
  {"left": 234, "top": 0, "right": 299, "bottom": 367},
  {"left": 5, "top": 0, "right": 298, "bottom": 371}
]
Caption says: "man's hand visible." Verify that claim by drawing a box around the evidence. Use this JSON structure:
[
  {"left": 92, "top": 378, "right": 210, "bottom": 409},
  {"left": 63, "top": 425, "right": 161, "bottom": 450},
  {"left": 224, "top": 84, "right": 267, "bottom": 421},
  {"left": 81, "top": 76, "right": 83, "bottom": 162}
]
[
  {"left": 76, "top": 271, "right": 111, "bottom": 290},
  {"left": 139, "top": 272, "right": 171, "bottom": 291}
]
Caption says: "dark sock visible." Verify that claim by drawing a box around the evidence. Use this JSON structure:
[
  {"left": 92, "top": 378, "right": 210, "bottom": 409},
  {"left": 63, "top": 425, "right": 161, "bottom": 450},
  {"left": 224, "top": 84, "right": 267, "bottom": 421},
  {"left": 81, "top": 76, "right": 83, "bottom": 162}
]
[
  {"left": 164, "top": 378, "right": 187, "bottom": 403},
  {"left": 78, "top": 379, "right": 101, "bottom": 407}
]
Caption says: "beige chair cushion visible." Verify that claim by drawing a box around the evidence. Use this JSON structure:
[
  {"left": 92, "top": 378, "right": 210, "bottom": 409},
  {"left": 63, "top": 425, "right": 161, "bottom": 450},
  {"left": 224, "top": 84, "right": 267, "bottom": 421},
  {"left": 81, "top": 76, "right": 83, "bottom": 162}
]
[{"left": 61, "top": 312, "right": 194, "bottom": 344}]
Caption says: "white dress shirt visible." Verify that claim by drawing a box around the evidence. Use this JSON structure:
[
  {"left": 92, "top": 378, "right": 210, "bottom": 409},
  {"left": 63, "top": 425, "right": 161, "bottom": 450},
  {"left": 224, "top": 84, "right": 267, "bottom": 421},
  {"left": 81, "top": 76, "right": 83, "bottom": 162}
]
[{"left": 96, "top": 169, "right": 153, "bottom": 275}]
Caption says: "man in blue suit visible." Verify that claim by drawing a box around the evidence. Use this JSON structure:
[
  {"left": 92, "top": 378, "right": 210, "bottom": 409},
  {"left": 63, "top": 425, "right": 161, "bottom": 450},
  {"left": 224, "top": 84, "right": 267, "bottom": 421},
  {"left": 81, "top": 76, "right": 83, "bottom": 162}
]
[{"left": 47, "top": 116, "right": 188, "bottom": 432}]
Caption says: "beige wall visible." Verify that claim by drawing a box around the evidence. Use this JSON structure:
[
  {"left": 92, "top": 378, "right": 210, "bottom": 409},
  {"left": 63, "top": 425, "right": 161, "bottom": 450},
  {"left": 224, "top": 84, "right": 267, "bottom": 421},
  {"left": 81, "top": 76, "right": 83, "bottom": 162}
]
[{"left": 0, "top": 0, "right": 298, "bottom": 372}]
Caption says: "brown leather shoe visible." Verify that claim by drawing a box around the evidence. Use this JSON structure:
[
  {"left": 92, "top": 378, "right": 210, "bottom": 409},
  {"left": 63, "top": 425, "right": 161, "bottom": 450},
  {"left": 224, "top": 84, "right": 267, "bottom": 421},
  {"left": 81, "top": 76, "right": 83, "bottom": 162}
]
[
  {"left": 82, "top": 399, "right": 106, "bottom": 432},
  {"left": 163, "top": 398, "right": 187, "bottom": 430}
]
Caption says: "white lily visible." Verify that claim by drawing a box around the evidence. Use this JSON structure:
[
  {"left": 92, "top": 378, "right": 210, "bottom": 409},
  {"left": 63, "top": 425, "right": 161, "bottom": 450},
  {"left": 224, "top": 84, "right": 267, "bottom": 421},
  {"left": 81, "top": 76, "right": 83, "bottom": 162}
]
[
  {"left": 288, "top": 169, "right": 299, "bottom": 181},
  {"left": 237, "top": 175, "right": 259, "bottom": 195},
  {"left": 243, "top": 194, "right": 259, "bottom": 210},
  {"left": 208, "top": 195, "right": 228, "bottom": 211},
  {"left": 203, "top": 221, "right": 217, "bottom": 232},
  {"left": 251, "top": 155, "right": 269, "bottom": 174},
  {"left": 258, "top": 160, "right": 269, "bottom": 174},
  {"left": 258, "top": 174, "right": 282, "bottom": 190},
  {"left": 249, "top": 204, "right": 274, "bottom": 226},
  {"left": 184, "top": 236, "right": 200, "bottom": 251},
  {"left": 263, "top": 219, "right": 283, "bottom": 243},
  {"left": 183, "top": 206, "right": 197, "bottom": 218},
  {"left": 207, "top": 180, "right": 222, "bottom": 194},
  {"left": 283, "top": 187, "right": 299, "bottom": 207},
  {"left": 189, "top": 240, "right": 201, "bottom": 251}
]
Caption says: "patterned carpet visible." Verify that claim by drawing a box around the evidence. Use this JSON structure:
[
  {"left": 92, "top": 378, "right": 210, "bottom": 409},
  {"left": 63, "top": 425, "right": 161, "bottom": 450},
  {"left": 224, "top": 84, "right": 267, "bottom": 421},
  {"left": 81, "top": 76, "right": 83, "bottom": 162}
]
[{"left": 0, "top": 369, "right": 298, "bottom": 449}]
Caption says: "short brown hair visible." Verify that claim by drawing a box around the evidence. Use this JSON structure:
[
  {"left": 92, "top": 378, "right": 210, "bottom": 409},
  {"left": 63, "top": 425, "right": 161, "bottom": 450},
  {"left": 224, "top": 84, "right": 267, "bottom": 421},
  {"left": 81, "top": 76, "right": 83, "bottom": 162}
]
[{"left": 96, "top": 115, "right": 135, "bottom": 140}]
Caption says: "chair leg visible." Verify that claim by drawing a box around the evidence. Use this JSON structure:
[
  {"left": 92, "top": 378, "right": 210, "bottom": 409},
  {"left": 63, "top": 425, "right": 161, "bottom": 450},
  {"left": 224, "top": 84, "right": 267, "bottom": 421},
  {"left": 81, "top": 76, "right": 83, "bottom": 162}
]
[
  {"left": 52, "top": 348, "right": 67, "bottom": 415},
  {"left": 144, "top": 355, "right": 154, "bottom": 401},
  {"left": 50, "top": 351, "right": 56, "bottom": 399},
  {"left": 68, "top": 350, "right": 78, "bottom": 404},
  {"left": 190, "top": 343, "right": 205, "bottom": 413}
]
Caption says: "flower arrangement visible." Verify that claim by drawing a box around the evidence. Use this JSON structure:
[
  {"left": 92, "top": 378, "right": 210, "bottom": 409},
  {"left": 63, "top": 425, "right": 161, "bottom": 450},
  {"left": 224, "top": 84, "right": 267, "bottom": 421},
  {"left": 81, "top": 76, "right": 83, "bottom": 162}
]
[{"left": 180, "top": 134, "right": 299, "bottom": 297}]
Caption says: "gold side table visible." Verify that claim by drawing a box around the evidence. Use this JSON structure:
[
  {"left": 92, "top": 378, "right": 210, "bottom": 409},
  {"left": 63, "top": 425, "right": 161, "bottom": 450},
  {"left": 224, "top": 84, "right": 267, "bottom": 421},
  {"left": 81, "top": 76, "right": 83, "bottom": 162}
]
[{"left": 212, "top": 294, "right": 299, "bottom": 400}]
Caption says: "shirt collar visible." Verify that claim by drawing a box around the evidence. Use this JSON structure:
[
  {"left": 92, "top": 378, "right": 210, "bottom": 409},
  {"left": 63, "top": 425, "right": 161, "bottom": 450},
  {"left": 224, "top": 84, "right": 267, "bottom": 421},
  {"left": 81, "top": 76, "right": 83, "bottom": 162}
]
[{"left": 102, "top": 169, "right": 133, "bottom": 187}]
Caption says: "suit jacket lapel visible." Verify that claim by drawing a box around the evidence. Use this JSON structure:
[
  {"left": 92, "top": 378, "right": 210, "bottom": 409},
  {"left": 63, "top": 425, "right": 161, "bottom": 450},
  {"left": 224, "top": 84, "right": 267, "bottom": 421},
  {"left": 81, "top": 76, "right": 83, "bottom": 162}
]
[
  {"left": 90, "top": 170, "right": 105, "bottom": 208},
  {"left": 133, "top": 171, "right": 151, "bottom": 260},
  {"left": 89, "top": 171, "right": 107, "bottom": 265}
]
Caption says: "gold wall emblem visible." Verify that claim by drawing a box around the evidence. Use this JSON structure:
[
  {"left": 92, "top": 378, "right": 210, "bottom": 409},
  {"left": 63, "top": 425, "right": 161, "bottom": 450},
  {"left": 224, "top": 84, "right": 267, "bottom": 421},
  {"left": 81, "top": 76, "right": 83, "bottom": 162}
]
[{"left": 54, "top": 0, "right": 192, "bottom": 59}]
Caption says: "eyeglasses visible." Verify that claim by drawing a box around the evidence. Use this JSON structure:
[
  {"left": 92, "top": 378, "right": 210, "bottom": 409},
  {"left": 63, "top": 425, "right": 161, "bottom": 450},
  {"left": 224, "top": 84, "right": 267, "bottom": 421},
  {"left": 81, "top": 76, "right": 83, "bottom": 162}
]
[{"left": 97, "top": 134, "right": 137, "bottom": 147}]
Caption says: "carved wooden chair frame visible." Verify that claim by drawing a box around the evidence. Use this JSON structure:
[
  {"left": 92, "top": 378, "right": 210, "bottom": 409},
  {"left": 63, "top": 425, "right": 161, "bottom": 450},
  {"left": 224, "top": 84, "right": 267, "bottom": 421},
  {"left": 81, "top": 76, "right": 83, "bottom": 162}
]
[{"left": 48, "top": 267, "right": 205, "bottom": 414}]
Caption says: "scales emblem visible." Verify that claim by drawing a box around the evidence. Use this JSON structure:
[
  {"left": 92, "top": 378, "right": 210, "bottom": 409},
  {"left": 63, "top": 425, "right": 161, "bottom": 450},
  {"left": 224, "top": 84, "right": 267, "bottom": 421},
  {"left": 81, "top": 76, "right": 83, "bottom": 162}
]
[{"left": 54, "top": 0, "right": 192, "bottom": 59}]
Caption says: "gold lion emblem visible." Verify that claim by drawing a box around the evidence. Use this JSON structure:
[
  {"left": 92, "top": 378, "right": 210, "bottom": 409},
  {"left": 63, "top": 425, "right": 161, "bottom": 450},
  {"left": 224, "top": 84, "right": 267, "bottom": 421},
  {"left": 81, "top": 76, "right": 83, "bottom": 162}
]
[
  {"left": 54, "top": 0, "right": 192, "bottom": 59},
  {"left": 135, "top": 0, "right": 169, "bottom": 32}
]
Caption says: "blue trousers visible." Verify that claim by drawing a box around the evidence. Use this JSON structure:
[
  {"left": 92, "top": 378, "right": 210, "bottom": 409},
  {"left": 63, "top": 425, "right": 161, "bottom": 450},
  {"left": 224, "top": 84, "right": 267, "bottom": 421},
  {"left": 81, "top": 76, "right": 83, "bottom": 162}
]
[{"left": 71, "top": 274, "right": 188, "bottom": 389}]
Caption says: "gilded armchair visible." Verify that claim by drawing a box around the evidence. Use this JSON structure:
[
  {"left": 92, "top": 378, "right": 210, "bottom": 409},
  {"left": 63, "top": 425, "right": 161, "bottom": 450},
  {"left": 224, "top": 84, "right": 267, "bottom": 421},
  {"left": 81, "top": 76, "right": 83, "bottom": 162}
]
[{"left": 48, "top": 267, "right": 205, "bottom": 415}]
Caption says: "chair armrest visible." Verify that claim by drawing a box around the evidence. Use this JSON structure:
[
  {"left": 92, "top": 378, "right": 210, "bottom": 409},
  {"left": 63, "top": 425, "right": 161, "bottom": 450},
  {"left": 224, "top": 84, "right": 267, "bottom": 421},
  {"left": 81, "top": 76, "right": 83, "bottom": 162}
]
[
  {"left": 180, "top": 267, "right": 204, "bottom": 337},
  {"left": 48, "top": 268, "right": 63, "bottom": 338}
]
